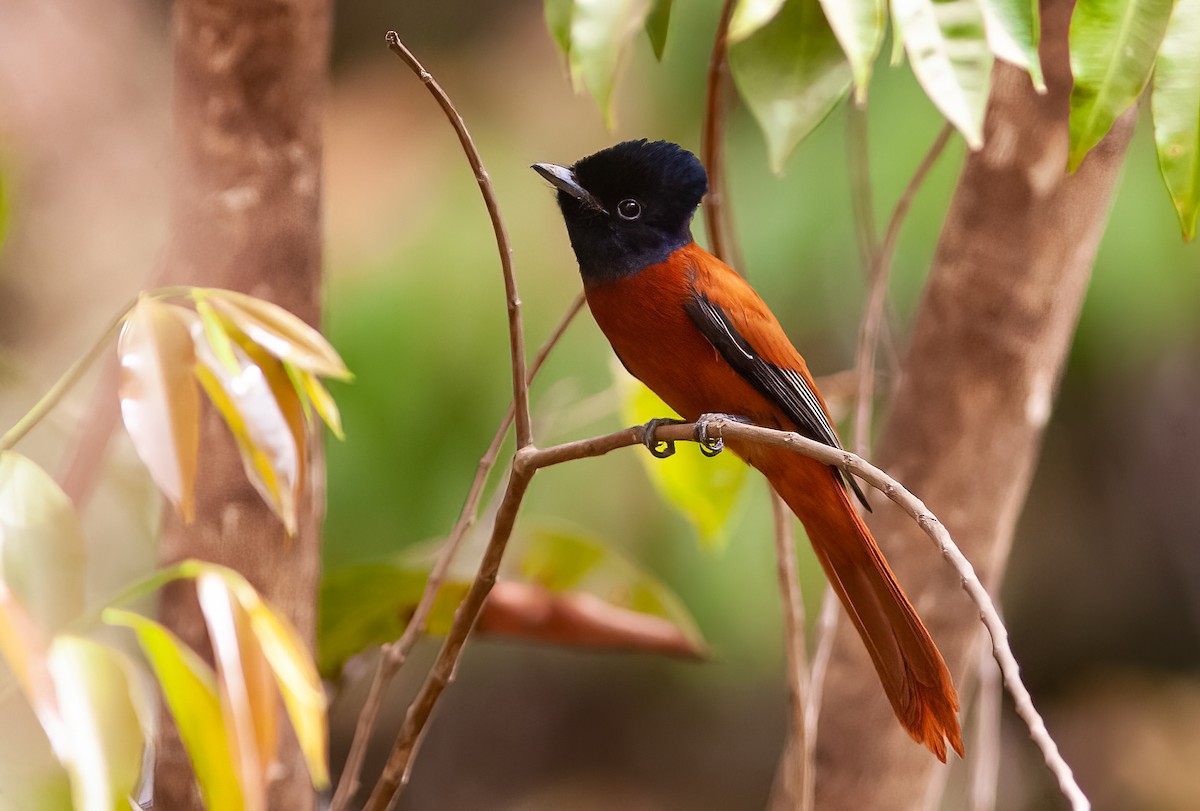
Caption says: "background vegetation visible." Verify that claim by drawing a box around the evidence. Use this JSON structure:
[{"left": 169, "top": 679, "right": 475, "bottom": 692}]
[{"left": 0, "top": 0, "right": 1196, "bottom": 808}]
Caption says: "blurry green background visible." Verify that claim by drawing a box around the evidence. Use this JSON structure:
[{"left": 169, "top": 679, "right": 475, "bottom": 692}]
[{"left": 1, "top": 1, "right": 1197, "bottom": 809}]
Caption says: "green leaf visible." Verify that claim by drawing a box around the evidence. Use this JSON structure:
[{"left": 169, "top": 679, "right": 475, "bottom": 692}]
[
  {"left": 892, "top": 0, "right": 993, "bottom": 148},
  {"left": 317, "top": 564, "right": 469, "bottom": 678},
  {"left": 518, "top": 526, "right": 706, "bottom": 653},
  {"left": 47, "top": 637, "right": 146, "bottom": 811},
  {"left": 729, "top": 0, "right": 853, "bottom": 172},
  {"left": 817, "top": 0, "right": 886, "bottom": 99},
  {"left": 117, "top": 298, "right": 201, "bottom": 523},
  {"left": 569, "top": 0, "right": 653, "bottom": 125},
  {"left": 1067, "top": 0, "right": 1174, "bottom": 172},
  {"left": 729, "top": 0, "right": 787, "bottom": 42},
  {"left": 545, "top": 0, "right": 575, "bottom": 54},
  {"left": 105, "top": 609, "right": 244, "bottom": 811},
  {"left": 645, "top": 0, "right": 674, "bottom": 59},
  {"left": 0, "top": 452, "right": 86, "bottom": 634},
  {"left": 978, "top": 0, "right": 1044, "bottom": 90},
  {"left": 1151, "top": 0, "right": 1200, "bottom": 239},
  {"left": 614, "top": 368, "right": 748, "bottom": 549}
]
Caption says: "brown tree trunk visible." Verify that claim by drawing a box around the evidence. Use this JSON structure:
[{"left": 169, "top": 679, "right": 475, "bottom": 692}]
[
  {"left": 154, "top": 0, "right": 330, "bottom": 808},
  {"left": 813, "top": 0, "right": 1135, "bottom": 807}
]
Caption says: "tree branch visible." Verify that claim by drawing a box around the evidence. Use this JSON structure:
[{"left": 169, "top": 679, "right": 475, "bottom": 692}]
[
  {"left": 700, "top": 0, "right": 743, "bottom": 270},
  {"left": 361, "top": 415, "right": 1085, "bottom": 810},
  {"left": 384, "top": 32, "right": 533, "bottom": 449},
  {"left": 767, "top": 491, "right": 813, "bottom": 811},
  {"left": 330, "top": 292, "right": 585, "bottom": 811}
]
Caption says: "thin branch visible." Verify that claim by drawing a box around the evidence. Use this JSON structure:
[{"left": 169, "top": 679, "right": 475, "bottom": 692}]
[
  {"left": 846, "top": 102, "right": 879, "bottom": 279},
  {"left": 330, "top": 293, "right": 585, "bottom": 811},
  {"left": 804, "top": 583, "right": 840, "bottom": 739},
  {"left": 970, "top": 637, "right": 1003, "bottom": 811},
  {"left": 700, "top": 0, "right": 744, "bottom": 271},
  {"left": 851, "top": 122, "right": 953, "bottom": 458},
  {"left": 384, "top": 31, "right": 533, "bottom": 449},
  {"left": 767, "top": 490, "right": 814, "bottom": 811},
  {"left": 363, "top": 415, "right": 1087, "bottom": 811}
]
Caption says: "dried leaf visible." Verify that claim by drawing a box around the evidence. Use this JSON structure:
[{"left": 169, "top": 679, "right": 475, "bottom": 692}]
[
  {"left": 105, "top": 609, "right": 244, "bottom": 811},
  {"left": 118, "top": 298, "right": 200, "bottom": 522},
  {"left": 198, "top": 289, "right": 351, "bottom": 381},
  {"left": 478, "top": 581, "right": 706, "bottom": 659}
]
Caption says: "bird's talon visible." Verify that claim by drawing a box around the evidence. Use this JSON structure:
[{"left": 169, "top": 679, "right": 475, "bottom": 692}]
[{"left": 642, "top": 417, "right": 686, "bottom": 459}]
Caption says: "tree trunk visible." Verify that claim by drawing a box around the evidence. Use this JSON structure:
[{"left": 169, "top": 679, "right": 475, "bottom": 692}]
[
  {"left": 155, "top": 0, "right": 330, "bottom": 808},
  {"left": 814, "top": 0, "right": 1135, "bottom": 807}
]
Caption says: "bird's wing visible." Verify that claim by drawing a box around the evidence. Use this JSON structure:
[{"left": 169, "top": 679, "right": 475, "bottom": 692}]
[{"left": 683, "top": 274, "right": 871, "bottom": 511}]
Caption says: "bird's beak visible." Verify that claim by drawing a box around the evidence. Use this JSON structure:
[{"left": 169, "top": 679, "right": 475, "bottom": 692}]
[{"left": 532, "top": 162, "right": 607, "bottom": 214}]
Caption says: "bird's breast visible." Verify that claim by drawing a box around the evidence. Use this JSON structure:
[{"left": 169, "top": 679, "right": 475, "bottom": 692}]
[{"left": 583, "top": 248, "right": 780, "bottom": 426}]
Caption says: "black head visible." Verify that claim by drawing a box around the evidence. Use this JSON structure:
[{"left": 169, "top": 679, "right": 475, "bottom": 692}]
[{"left": 533, "top": 140, "right": 708, "bottom": 283}]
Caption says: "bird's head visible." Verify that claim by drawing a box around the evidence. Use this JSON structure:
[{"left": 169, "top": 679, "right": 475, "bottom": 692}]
[{"left": 533, "top": 140, "right": 708, "bottom": 283}]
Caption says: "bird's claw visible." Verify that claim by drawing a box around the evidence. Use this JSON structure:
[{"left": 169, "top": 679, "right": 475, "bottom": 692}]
[
  {"left": 642, "top": 417, "right": 686, "bottom": 459},
  {"left": 694, "top": 413, "right": 725, "bottom": 457}
]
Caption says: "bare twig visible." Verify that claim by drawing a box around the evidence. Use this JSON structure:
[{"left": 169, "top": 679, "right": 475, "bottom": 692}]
[
  {"left": 384, "top": 31, "right": 532, "bottom": 449},
  {"left": 851, "top": 123, "right": 953, "bottom": 458},
  {"left": 970, "top": 638, "right": 1003, "bottom": 811},
  {"left": 767, "top": 490, "right": 814, "bottom": 811},
  {"left": 846, "top": 103, "right": 879, "bottom": 281},
  {"left": 363, "top": 416, "right": 1086, "bottom": 811},
  {"left": 804, "top": 584, "right": 840, "bottom": 738},
  {"left": 330, "top": 293, "right": 585, "bottom": 811},
  {"left": 700, "top": 0, "right": 743, "bottom": 271}
]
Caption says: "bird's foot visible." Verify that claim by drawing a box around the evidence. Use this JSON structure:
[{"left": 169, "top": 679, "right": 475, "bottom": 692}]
[
  {"left": 642, "top": 417, "right": 688, "bottom": 458},
  {"left": 694, "top": 413, "right": 753, "bottom": 457}
]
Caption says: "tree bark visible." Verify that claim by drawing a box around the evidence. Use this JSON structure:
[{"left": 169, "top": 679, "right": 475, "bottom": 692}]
[
  {"left": 155, "top": 0, "right": 330, "bottom": 808},
  {"left": 814, "top": 0, "right": 1136, "bottom": 807}
]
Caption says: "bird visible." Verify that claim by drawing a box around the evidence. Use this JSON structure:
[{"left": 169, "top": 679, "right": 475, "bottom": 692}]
[{"left": 533, "top": 139, "right": 962, "bottom": 760}]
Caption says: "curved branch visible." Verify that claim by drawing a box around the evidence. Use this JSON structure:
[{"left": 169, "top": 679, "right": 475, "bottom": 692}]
[
  {"left": 384, "top": 32, "right": 533, "bottom": 449},
  {"left": 700, "top": 0, "right": 744, "bottom": 270}
]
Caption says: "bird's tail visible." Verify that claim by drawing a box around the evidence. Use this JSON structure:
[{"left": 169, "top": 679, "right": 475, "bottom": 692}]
[{"left": 765, "top": 453, "right": 963, "bottom": 760}]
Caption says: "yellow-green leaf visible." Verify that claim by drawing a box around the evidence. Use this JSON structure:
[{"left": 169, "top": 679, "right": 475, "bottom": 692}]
[
  {"left": 205, "top": 569, "right": 329, "bottom": 789},
  {"left": 117, "top": 297, "right": 200, "bottom": 522},
  {"left": 817, "top": 0, "right": 885, "bottom": 98},
  {"left": 977, "top": 0, "right": 1044, "bottom": 91},
  {"left": 318, "top": 564, "right": 470, "bottom": 678},
  {"left": 1067, "top": 0, "right": 1173, "bottom": 172},
  {"left": 545, "top": 0, "right": 575, "bottom": 55},
  {"left": 0, "top": 451, "right": 86, "bottom": 634},
  {"left": 517, "top": 526, "right": 706, "bottom": 653},
  {"left": 190, "top": 320, "right": 303, "bottom": 535},
  {"left": 569, "top": 0, "right": 653, "bottom": 125},
  {"left": 47, "top": 636, "right": 145, "bottom": 811},
  {"left": 198, "top": 289, "right": 351, "bottom": 381},
  {"left": 105, "top": 608, "right": 244, "bottom": 811},
  {"left": 645, "top": 0, "right": 674, "bottom": 59},
  {"left": 729, "top": 0, "right": 853, "bottom": 172},
  {"left": 196, "top": 575, "right": 274, "bottom": 811},
  {"left": 1151, "top": 0, "right": 1200, "bottom": 239},
  {"left": 729, "top": 0, "right": 787, "bottom": 42},
  {"left": 893, "top": 0, "right": 993, "bottom": 149},
  {"left": 286, "top": 363, "right": 345, "bottom": 440},
  {"left": 614, "top": 368, "right": 747, "bottom": 549}
]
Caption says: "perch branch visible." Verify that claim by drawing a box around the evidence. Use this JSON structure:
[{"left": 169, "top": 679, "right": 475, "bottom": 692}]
[{"left": 363, "top": 417, "right": 1086, "bottom": 811}]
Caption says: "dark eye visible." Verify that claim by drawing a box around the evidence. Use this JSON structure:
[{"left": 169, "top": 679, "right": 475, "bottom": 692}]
[{"left": 617, "top": 199, "right": 642, "bottom": 220}]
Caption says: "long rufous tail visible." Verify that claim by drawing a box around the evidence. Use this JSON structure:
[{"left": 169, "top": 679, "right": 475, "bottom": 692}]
[{"left": 766, "top": 453, "right": 963, "bottom": 760}]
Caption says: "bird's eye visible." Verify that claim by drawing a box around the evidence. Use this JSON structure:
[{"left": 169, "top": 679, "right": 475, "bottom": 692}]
[{"left": 617, "top": 199, "right": 642, "bottom": 220}]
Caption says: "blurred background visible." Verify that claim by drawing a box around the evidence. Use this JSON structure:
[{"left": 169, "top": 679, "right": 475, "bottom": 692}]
[{"left": 1, "top": 1, "right": 1198, "bottom": 809}]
